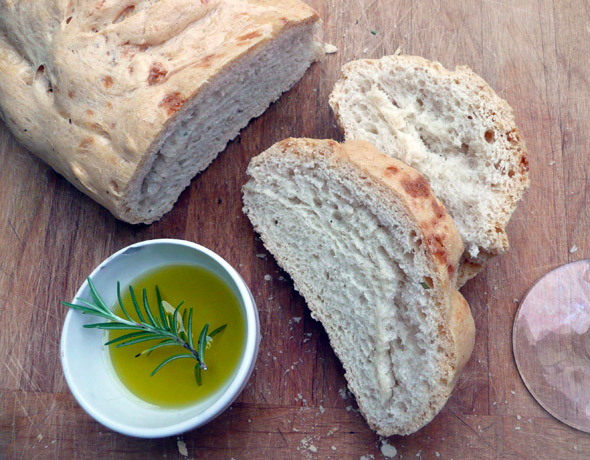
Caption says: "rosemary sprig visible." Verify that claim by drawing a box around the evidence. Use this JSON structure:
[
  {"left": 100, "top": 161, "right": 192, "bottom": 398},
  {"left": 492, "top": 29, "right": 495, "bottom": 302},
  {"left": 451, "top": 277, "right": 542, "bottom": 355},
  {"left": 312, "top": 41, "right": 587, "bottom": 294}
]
[{"left": 63, "top": 277, "right": 227, "bottom": 385}]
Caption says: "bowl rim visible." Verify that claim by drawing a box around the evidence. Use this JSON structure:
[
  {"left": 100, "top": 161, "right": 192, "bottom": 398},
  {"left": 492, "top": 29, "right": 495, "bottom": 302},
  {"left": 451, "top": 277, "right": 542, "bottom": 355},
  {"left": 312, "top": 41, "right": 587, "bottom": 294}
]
[{"left": 60, "top": 238, "right": 260, "bottom": 438}]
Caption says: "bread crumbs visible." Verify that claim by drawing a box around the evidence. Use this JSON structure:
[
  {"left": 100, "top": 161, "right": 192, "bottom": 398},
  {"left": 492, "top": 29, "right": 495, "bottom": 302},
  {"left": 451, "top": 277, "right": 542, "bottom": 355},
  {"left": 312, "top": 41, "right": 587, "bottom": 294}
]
[
  {"left": 177, "top": 438, "right": 188, "bottom": 457},
  {"left": 380, "top": 440, "right": 397, "bottom": 458}
]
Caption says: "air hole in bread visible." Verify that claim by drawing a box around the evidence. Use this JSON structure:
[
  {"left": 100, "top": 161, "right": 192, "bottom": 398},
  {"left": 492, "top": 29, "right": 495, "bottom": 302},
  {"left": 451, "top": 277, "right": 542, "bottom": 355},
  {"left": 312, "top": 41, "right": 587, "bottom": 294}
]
[
  {"left": 484, "top": 129, "right": 495, "bottom": 143},
  {"left": 416, "top": 98, "right": 423, "bottom": 107},
  {"left": 289, "top": 196, "right": 303, "bottom": 205},
  {"left": 507, "top": 169, "right": 515, "bottom": 178},
  {"left": 365, "top": 124, "right": 379, "bottom": 135},
  {"left": 113, "top": 5, "right": 136, "bottom": 24},
  {"left": 110, "top": 180, "right": 119, "bottom": 193},
  {"left": 460, "top": 142, "right": 469, "bottom": 153},
  {"left": 34, "top": 65, "right": 53, "bottom": 94},
  {"left": 395, "top": 337, "right": 405, "bottom": 351},
  {"left": 65, "top": 16, "right": 72, "bottom": 24},
  {"left": 419, "top": 134, "right": 432, "bottom": 151},
  {"left": 313, "top": 197, "right": 322, "bottom": 208},
  {"left": 395, "top": 401, "right": 408, "bottom": 413},
  {"left": 333, "top": 212, "right": 343, "bottom": 221}
]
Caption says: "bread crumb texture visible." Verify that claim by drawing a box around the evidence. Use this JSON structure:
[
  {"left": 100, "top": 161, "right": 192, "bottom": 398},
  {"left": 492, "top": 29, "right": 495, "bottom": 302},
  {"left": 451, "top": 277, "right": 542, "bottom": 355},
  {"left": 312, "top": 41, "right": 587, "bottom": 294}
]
[
  {"left": 242, "top": 138, "right": 475, "bottom": 435},
  {"left": 330, "top": 54, "right": 530, "bottom": 285}
]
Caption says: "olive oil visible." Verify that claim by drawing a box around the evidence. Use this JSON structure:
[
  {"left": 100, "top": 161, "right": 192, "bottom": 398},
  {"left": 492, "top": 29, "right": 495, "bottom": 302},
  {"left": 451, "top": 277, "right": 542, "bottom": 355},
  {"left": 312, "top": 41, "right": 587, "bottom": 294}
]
[{"left": 107, "top": 264, "right": 246, "bottom": 408}]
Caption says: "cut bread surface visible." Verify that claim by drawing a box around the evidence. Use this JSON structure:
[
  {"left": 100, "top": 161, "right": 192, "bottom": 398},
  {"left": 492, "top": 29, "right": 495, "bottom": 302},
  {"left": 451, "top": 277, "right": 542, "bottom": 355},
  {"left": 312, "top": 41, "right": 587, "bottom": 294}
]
[
  {"left": 329, "top": 55, "right": 529, "bottom": 285},
  {"left": 242, "top": 138, "right": 475, "bottom": 435}
]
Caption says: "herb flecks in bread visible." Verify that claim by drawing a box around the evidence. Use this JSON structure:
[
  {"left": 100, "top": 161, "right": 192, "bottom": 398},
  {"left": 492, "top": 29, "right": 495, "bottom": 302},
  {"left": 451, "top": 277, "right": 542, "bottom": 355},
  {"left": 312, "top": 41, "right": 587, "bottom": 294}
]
[
  {"left": 329, "top": 54, "right": 529, "bottom": 285},
  {"left": 242, "top": 138, "right": 475, "bottom": 436},
  {"left": 0, "top": 0, "right": 324, "bottom": 223}
]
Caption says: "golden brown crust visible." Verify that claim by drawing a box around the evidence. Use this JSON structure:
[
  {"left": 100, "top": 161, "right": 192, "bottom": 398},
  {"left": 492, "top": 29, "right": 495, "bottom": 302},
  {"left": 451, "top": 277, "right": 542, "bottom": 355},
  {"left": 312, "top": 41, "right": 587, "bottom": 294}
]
[
  {"left": 336, "top": 139, "right": 464, "bottom": 290},
  {"left": 0, "top": 0, "right": 320, "bottom": 222},
  {"left": 449, "top": 290, "right": 476, "bottom": 381}
]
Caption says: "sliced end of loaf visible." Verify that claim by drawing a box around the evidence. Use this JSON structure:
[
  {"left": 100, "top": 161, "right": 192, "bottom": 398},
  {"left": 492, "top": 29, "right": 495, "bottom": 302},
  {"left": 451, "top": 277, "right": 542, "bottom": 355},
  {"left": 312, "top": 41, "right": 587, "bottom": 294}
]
[
  {"left": 329, "top": 54, "right": 530, "bottom": 285},
  {"left": 242, "top": 138, "right": 475, "bottom": 435},
  {"left": 119, "top": 22, "right": 324, "bottom": 224}
]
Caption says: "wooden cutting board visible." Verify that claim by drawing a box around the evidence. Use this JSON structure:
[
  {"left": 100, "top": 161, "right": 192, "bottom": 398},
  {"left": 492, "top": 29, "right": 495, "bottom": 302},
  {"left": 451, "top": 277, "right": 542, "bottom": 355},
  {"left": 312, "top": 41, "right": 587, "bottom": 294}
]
[{"left": 1, "top": 1, "right": 589, "bottom": 458}]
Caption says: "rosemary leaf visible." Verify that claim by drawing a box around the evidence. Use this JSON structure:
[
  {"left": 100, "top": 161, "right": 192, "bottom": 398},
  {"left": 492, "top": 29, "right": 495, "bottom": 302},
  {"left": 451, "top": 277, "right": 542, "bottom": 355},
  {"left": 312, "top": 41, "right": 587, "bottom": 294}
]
[
  {"left": 209, "top": 324, "right": 227, "bottom": 338},
  {"left": 114, "top": 335, "right": 161, "bottom": 348},
  {"left": 194, "top": 363, "right": 202, "bottom": 386},
  {"left": 142, "top": 288, "right": 157, "bottom": 327},
  {"left": 88, "top": 278, "right": 110, "bottom": 313},
  {"left": 187, "top": 307, "right": 194, "bottom": 349},
  {"left": 104, "top": 331, "right": 151, "bottom": 346},
  {"left": 129, "top": 286, "right": 146, "bottom": 324},
  {"left": 150, "top": 353, "right": 195, "bottom": 377},
  {"left": 84, "top": 322, "right": 144, "bottom": 330},
  {"left": 137, "top": 339, "right": 177, "bottom": 357},
  {"left": 61, "top": 302, "right": 111, "bottom": 319},
  {"left": 71, "top": 298, "right": 112, "bottom": 315},
  {"left": 198, "top": 323, "right": 209, "bottom": 370},
  {"left": 117, "top": 282, "right": 133, "bottom": 321},
  {"left": 156, "top": 286, "right": 166, "bottom": 327}
]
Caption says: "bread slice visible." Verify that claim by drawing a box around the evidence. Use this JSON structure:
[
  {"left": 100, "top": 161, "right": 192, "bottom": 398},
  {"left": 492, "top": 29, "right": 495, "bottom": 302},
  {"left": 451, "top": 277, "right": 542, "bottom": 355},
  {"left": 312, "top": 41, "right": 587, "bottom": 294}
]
[
  {"left": 242, "top": 138, "right": 475, "bottom": 436},
  {"left": 329, "top": 55, "right": 529, "bottom": 285},
  {"left": 0, "top": 0, "right": 324, "bottom": 224}
]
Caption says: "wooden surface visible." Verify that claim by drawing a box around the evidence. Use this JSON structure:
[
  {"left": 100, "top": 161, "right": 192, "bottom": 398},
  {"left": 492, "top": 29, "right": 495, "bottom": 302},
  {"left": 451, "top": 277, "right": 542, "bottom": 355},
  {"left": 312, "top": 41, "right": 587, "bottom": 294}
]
[{"left": 1, "top": 1, "right": 590, "bottom": 459}]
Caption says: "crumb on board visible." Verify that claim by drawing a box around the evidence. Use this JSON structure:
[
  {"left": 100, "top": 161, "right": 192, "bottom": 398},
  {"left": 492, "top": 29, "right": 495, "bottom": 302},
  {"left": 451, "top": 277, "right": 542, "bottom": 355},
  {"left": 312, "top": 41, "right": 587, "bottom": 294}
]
[
  {"left": 324, "top": 43, "right": 338, "bottom": 54},
  {"left": 570, "top": 245, "right": 578, "bottom": 254},
  {"left": 326, "top": 427, "right": 339, "bottom": 436},
  {"left": 264, "top": 274, "right": 272, "bottom": 281},
  {"left": 381, "top": 440, "right": 398, "bottom": 458},
  {"left": 177, "top": 438, "right": 188, "bottom": 457}
]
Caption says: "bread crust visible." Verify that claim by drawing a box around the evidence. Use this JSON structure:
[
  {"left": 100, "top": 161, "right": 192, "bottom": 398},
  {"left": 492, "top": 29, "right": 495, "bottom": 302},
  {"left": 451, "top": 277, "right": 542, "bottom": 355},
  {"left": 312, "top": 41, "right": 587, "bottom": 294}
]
[
  {"left": 244, "top": 138, "right": 476, "bottom": 435},
  {"left": 330, "top": 54, "right": 530, "bottom": 285},
  {"left": 0, "top": 0, "right": 321, "bottom": 223}
]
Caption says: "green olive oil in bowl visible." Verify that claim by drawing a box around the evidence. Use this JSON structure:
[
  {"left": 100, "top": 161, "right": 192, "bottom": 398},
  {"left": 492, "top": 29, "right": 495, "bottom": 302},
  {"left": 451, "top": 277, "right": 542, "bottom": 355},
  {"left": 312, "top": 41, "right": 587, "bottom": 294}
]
[
  {"left": 61, "top": 239, "right": 260, "bottom": 438},
  {"left": 107, "top": 264, "right": 246, "bottom": 408}
]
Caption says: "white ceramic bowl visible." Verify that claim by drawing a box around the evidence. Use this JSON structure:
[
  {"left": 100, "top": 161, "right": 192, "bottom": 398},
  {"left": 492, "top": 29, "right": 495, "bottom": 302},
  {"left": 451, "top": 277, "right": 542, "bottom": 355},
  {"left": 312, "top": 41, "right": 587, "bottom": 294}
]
[{"left": 61, "top": 239, "right": 260, "bottom": 438}]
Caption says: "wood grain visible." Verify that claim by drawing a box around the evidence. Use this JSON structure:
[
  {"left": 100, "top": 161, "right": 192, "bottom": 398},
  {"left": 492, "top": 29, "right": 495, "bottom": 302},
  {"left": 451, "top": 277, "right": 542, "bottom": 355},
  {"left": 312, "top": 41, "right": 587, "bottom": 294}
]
[{"left": 1, "top": 1, "right": 590, "bottom": 459}]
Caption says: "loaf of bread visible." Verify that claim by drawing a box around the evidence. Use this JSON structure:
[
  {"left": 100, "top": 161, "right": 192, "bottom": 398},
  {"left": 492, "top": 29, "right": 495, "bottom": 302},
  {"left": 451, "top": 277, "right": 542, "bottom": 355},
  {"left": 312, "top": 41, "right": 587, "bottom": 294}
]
[
  {"left": 242, "top": 138, "right": 475, "bottom": 436},
  {"left": 329, "top": 55, "right": 529, "bottom": 285},
  {"left": 0, "top": 0, "right": 323, "bottom": 224}
]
